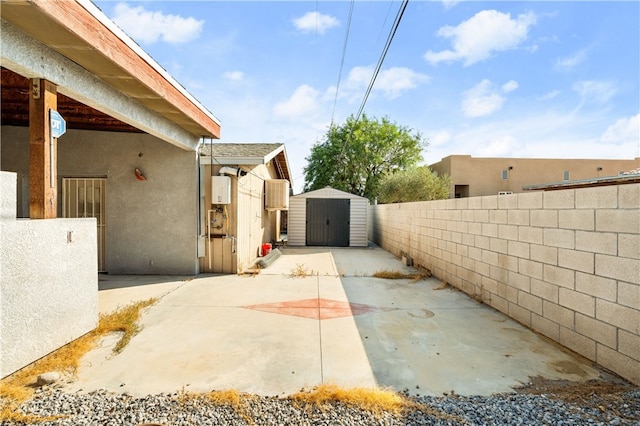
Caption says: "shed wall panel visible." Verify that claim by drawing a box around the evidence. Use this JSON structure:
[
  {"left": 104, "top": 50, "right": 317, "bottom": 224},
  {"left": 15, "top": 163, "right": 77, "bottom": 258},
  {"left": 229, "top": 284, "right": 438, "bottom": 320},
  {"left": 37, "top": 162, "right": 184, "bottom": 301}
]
[
  {"left": 288, "top": 196, "right": 307, "bottom": 246},
  {"left": 349, "top": 198, "right": 369, "bottom": 247}
]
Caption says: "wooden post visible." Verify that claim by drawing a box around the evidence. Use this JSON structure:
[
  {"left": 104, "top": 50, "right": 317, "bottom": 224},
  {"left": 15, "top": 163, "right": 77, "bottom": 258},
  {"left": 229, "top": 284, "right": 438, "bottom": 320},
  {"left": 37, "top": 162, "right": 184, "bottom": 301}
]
[{"left": 29, "top": 79, "right": 58, "bottom": 219}]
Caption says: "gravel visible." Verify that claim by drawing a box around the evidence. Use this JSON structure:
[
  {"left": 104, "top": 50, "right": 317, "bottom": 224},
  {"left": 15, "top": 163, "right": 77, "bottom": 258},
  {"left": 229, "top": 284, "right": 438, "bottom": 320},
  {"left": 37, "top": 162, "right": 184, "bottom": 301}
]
[{"left": 3, "top": 385, "right": 639, "bottom": 426}]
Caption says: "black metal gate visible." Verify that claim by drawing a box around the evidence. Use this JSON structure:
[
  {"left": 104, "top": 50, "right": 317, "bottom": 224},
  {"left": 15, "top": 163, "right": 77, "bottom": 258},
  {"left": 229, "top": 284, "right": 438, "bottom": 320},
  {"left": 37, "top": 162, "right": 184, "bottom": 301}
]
[{"left": 306, "top": 198, "right": 350, "bottom": 246}]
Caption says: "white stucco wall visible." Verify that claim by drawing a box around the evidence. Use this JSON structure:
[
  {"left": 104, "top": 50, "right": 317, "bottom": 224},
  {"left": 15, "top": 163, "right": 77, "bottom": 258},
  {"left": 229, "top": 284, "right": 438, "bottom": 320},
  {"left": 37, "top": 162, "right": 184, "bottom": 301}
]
[{"left": 1, "top": 171, "right": 98, "bottom": 378}]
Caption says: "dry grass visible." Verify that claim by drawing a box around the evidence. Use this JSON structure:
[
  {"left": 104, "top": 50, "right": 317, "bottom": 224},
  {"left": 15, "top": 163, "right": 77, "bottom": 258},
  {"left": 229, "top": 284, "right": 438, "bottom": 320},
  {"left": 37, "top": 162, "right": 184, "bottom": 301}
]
[
  {"left": 289, "top": 384, "right": 409, "bottom": 416},
  {"left": 372, "top": 270, "right": 429, "bottom": 283},
  {"left": 289, "top": 263, "right": 314, "bottom": 278},
  {"left": 95, "top": 298, "right": 158, "bottom": 353},
  {"left": 0, "top": 298, "right": 157, "bottom": 423},
  {"left": 179, "top": 389, "right": 254, "bottom": 424},
  {"left": 289, "top": 384, "right": 463, "bottom": 422},
  {"left": 433, "top": 281, "right": 449, "bottom": 290}
]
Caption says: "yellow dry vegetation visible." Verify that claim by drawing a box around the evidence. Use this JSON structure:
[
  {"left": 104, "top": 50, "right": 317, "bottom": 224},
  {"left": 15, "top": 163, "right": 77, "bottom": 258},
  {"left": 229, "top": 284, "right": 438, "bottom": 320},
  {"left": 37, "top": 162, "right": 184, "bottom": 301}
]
[
  {"left": 372, "top": 270, "right": 429, "bottom": 283},
  {"left": 289, "top": 384, "right": 464, "bottom": 422},
  {"left": 289, "top": 263, "right": 314, "bottom": 278},
  {"left": 0, "top": 298, "right": 157, "bottom": 423},
  {"left": 179, "top": 389, "right": 254, "bottom": 424},
  {"left": 289, "top": 383, "right": 409, "bottom": 416}
]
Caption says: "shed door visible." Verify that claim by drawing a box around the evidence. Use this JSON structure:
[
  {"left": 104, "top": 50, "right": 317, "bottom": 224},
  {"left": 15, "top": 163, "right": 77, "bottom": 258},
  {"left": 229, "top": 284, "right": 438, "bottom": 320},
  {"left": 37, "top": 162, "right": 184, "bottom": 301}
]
[{"left": 306, "top": 198, "right": 350, "bottom": 246}]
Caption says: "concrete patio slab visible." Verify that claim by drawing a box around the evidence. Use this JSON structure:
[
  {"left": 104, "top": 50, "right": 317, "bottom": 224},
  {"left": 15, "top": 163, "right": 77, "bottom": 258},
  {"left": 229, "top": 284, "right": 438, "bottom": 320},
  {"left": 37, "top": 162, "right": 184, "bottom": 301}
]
[
  {"left": 69, "top": 245, "right": 603, "bottom": 398},
  {"left": 97, "top": 275, "right": 191, "bottom": 314}
]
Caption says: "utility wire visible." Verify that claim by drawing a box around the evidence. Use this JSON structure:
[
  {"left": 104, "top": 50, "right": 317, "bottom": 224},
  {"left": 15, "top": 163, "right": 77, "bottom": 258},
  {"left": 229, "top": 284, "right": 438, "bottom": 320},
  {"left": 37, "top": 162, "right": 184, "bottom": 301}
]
[
  {"left": 330, "top": 0, "right": 355, "bottom": 125},
  {"left": 354, "top": 0, "right": 409, "bottom": 123}
]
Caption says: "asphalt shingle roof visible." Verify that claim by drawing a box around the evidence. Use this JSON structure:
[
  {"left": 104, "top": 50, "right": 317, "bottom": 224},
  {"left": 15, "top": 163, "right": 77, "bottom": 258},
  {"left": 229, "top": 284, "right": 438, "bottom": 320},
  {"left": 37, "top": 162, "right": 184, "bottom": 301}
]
[{"left": 200, "top": 143, "right": 283, "bottom": 159}]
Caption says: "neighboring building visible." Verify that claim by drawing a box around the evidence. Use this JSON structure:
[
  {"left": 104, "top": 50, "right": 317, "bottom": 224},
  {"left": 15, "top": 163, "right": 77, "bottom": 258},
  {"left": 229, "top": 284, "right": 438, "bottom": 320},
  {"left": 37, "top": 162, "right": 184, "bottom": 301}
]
[
  {"left": 1, "top": 0, "right": 220, "bottom": 377},
  {"left": 523, "top": 168, "right": 640, "bottom": 191},
  {"left": 199, "top": 143, "right": 292, "bottom": 273},
  {"left": 288, "top": 187, "right": 369, "bottom": 247},
  {"left": 430, "top": 155, "right": 640, "bottom": 198}
]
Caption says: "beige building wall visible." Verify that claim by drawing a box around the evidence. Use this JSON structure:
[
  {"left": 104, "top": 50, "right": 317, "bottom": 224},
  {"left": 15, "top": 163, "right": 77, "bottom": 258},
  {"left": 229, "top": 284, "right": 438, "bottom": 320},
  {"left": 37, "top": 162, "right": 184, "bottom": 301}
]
[
  {"left": 430, "top": 155, "right": 640, "bottom": 198},
  {"left": 369, "top": 184, "right": 640, "bottom": 385},
  {"left": 200, "top": 163, "right": 281, "bottom": 273}
]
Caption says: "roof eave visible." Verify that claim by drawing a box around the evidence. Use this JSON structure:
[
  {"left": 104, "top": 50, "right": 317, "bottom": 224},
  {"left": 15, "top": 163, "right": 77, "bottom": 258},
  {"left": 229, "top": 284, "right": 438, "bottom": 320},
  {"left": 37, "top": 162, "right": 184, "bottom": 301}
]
[{"left": 0, "top": 0, "right": 220, "bottom": 139}]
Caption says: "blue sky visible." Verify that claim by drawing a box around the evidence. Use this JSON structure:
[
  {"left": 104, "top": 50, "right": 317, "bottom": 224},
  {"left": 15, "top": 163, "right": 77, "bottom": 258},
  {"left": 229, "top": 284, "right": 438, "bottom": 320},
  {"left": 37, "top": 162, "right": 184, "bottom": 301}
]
[{"left": 94, "top": 1, "right": 639, "bottom": 193}]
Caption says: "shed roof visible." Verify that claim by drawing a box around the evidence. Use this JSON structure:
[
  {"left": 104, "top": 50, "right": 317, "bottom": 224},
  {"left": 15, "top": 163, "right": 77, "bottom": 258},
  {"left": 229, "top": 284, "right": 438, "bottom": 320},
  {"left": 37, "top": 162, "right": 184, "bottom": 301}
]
[
  {"left": 200, "top": 143, "right": 292, "bottom": 185},
  {"left": 292, "top": 187, "right": 368, "bottom": 200}
]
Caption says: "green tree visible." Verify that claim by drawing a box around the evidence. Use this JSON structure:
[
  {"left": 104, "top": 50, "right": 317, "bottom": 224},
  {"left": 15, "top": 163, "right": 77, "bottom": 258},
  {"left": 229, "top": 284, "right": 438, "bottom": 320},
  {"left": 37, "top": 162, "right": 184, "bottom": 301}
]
[
  {"left": 377, "top": 167, "right": 451, "bottom": 203},
  {"left": 303, "top": 114, "right": 425, "bottom": 200}
]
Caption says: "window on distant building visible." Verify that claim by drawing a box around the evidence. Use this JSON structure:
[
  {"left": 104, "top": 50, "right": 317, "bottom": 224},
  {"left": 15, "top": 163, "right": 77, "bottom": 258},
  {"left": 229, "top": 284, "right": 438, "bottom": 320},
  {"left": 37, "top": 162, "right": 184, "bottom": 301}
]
[
  {"left": 501, "top": 170, "right": 508, "bottom": 180},
  {"left": 563, "top": 171, "right": 570, "bottom": 181}
]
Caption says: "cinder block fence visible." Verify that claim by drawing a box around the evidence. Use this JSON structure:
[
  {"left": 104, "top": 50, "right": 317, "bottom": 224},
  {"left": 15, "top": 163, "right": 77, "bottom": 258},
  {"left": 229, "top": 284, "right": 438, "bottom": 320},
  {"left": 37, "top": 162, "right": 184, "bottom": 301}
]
[{"left": 369, "top": 184, "right": 639, "bottom": 385}]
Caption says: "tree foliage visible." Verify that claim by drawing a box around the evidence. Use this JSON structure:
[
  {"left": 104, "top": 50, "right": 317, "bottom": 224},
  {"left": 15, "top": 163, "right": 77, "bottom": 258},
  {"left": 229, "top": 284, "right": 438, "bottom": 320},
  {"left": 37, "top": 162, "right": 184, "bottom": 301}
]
[
  {"left": 303, "top": 114, "right": 424, "bottom": 200},
  {"left": 377, "top": 167, "right": 451, "bottom": 203}
]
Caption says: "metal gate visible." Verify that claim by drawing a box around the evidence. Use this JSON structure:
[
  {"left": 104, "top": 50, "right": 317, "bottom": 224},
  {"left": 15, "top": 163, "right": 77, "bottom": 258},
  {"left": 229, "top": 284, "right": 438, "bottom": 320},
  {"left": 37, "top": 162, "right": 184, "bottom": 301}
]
[
  {"left": 62, "top": 178, "right": 107, "bottom": 272},
  {"left": 306, "top": 198, "right": 350, "bottom": 246}
]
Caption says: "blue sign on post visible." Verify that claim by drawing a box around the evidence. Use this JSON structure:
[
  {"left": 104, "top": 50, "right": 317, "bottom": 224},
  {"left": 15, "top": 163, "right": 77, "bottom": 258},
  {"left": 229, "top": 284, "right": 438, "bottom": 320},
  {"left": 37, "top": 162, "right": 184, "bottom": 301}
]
[{"left": 50, "top": 109, "right": 66, "bottom": 138}]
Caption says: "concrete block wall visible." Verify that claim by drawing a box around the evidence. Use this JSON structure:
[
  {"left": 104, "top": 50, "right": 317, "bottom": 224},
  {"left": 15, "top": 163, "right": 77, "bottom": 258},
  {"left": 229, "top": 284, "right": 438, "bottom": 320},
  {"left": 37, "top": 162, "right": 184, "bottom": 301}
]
[
  {"left": 369, "top": 184, "right": 640, "bottom": 385},
  {"left": 1, "top": 171, "right": 98, "bottom": 378}
]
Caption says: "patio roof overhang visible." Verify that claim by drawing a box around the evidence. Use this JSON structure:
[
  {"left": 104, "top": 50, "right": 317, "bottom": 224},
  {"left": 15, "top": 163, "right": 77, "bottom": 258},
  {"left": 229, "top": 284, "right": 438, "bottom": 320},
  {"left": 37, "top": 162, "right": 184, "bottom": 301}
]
[{"left": 1, "top": 0, "right": 220, "bottom": 145}]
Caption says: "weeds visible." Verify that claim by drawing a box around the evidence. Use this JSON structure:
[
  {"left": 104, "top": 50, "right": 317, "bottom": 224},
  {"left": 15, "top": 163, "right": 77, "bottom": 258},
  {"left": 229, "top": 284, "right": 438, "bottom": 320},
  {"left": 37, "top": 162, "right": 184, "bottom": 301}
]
[
  {"left": 95, "top": 298, "right": 157, "bottom": 353},
  {"left": 289, "top": 263, "right": 314, "bottom": 278},
  {"left": 433, "top": 281, "right": 449, "bottom": 290},
  {"left": 372, "top": 270, "right": 430, "bottom": 283},
  {"left": 179, "top": 389, "right": 254, "bottom": 424},
  {"left": 289, "top": 384, "right": 409, "bottom": 416},
  {"left": 289, "top": 384, "right": 463, "bottom": 422},
  {"left": 0, "top": 298, "right": 157, "bottom": 423}
]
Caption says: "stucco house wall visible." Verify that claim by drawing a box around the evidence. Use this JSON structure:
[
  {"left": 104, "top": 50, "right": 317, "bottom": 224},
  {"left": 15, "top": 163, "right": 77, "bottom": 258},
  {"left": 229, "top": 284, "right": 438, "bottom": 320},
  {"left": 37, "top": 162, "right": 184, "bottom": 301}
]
[
  {"left": 1, "top": 126, "right": 199, "bottom": 275},
  {"left": 1, "top": 171, "right": 98, "bottom": 378}
]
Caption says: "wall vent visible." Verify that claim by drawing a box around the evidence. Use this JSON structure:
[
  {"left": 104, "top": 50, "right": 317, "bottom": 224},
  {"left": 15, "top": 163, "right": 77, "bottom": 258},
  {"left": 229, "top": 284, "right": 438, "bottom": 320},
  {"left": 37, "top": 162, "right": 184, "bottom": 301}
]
[{"left": 265, "top": 179, "right": 289, "bottom": 211}]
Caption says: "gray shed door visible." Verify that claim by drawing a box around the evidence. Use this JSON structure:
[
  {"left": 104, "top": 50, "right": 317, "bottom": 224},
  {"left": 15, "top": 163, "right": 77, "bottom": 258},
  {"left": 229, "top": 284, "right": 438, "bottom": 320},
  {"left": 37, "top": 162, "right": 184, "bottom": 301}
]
[{"left": 306, "top": 198, "right": 350, "bottom": 246}]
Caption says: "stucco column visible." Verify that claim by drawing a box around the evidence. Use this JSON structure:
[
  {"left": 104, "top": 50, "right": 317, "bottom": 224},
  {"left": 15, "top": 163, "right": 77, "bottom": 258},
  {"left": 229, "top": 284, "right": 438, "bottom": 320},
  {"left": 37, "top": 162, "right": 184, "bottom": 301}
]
[{"left": 29, "top": 79, "right": 57, "bottom": 219}]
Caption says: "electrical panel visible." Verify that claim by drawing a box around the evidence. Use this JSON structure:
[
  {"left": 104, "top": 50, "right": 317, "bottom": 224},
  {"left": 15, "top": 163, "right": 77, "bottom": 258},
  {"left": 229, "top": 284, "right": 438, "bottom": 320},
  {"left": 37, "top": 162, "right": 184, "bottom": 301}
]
[
  {"left": 264, "top": 179, "right": 289, "bottom": 210},
  {"left": 211, "top": 176, "right": 231, "bottom": 204}
]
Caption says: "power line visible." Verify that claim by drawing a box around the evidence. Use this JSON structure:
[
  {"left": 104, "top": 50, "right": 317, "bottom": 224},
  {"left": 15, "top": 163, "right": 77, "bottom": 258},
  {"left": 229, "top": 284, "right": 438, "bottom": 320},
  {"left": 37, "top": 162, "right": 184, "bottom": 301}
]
[
  {"left": 354, "top": 0, "right": 409, "bottom": 123},
  {"left": 330, "top": 0, "right": 355, "bottom": 125}
]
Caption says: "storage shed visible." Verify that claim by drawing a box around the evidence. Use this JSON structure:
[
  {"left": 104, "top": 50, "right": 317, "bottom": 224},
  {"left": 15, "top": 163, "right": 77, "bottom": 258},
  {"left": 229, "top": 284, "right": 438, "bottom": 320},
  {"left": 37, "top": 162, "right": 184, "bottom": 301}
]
[{"left": 288, "top": 187, "right": 368, "bottom": 247}]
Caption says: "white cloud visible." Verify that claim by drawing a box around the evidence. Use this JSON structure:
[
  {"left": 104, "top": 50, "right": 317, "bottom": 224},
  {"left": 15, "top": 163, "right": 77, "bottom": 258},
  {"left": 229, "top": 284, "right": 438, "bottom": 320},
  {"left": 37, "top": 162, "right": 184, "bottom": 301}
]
[
  {"left": 537, "top": 90, "right": 560, "bottom": 101},
  {"left": 342, "top": 66, "right": 429, "bottom": 100},
  {"left": 573, "top": 80, "right": 617, "bottom": 104},
  {"left": 600, "top": 114, "right": 640, "bottom": 145},
  {"left": 461, "top": 79, "right": 505, "bottom": 118},
  {"left": 555, "top": 49, "right": 587, "bottom": 70},
  {"left": 440, "top": 0, "right": 460, "bottom": 9},
  {"left": 223, "top": 71, "right": 244, "bottom": 81},
  {"left": 273, "top": 85, "right": 320, "bottom": 118},
  {"left": 293, "top": 11, "right": 339, "bottom": 35},
  {"left": 374, "top": 68, "right": 430, "bottom": 99},
  {"left": 430, "top": 130, "right": 452, "bottom": 147},
  {"left": 424, "top": 10, "right": 536, "bottom": 66},
  {"left": 112, "top": 3, "right": 203, "bottom": 44},
  {"left": 476, "top": 135, "right": 518, "bottom": 157},
  {"left": 501, "top": 80, "right": 519, "bottom": 93}
]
